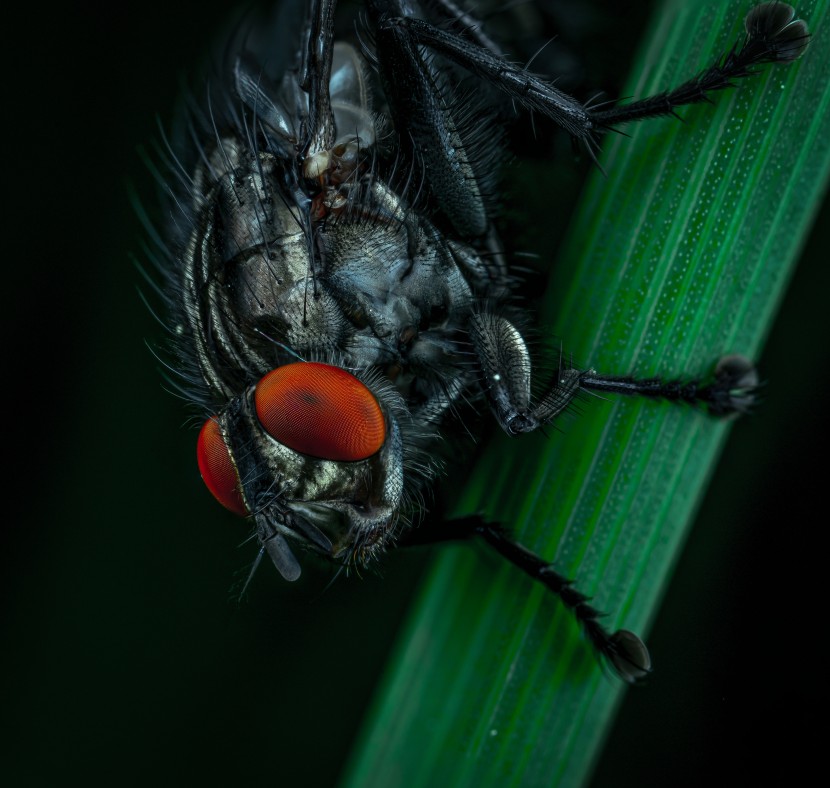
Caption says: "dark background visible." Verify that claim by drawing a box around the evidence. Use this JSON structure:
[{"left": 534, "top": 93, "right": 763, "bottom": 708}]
[{"left": 5, "top": 1, "right": 827, "bottom": 785}]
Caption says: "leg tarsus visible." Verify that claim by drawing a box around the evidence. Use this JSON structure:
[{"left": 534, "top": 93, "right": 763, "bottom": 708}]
[
  {"left": 706, "top": 354, "right": 760, "bottom": 415},
  {"left": 579, "top": 354, "right": 759, "bottom": 416},
  {"left": 476, "top": 522, "right": 651, "bottom": 683},
  {"left": 404, "top": 515, "right": 651, "bottom": 683},
  {"left": 588, "top": 3, "right": 810, "bottom": 128}
]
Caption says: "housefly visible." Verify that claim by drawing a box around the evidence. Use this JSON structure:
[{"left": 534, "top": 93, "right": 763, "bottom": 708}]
[{"left": 148, "top": 0, "right": 810, "bottom": 680}]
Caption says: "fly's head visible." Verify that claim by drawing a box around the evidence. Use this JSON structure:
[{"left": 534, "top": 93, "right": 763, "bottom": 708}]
[{"left": 197, "top": 361, "right": 428, "bottom": 580}]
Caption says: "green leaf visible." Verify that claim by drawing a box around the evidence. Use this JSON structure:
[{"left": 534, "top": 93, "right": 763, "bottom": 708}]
[{"left": 340, "top": 1, "right": 830, "bottom": 786}]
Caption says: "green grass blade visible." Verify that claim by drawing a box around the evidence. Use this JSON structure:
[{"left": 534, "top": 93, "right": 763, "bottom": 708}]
[{"left": 341, "top": 2, "right": 830, "bottom": 786}]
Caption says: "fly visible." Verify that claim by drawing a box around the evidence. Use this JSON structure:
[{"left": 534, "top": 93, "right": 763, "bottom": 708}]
[{"left": 148, "top": 0, "right": 810, "bottom": 681}]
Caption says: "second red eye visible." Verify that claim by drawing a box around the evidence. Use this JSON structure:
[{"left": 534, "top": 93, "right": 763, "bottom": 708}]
[
  {"left": 196, "top": 417, "right": 249, "bottom": 517},
  {"left": 255, "top": 362, "right": 386, "bottom": 461}
]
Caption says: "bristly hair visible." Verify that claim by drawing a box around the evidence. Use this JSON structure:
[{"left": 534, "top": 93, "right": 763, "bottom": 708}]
[{"left": 142, "top": 1, "right": 312, "bottom": 416}]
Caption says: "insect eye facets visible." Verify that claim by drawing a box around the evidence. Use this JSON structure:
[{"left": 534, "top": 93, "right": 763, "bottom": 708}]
[
  {"left": 196, "top": 418, "right": 249, "bottom": 517},
  {"left": 254, "top": 362, "right": 386, "bottom": 461}
]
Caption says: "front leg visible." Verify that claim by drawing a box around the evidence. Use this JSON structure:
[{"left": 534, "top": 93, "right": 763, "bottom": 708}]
[{"left": 469, "top": 313, "right": 759, "bottom": 435}]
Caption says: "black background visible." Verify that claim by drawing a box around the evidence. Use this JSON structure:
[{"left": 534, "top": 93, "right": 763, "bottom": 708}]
[{"left": 5, "top": 1, "right": 827, "bottom": 785}]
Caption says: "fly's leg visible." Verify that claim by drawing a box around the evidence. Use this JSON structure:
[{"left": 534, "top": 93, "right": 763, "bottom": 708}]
[
  {"left": 578, "top": 355, "right": 759, "bottom": 417},
  {"left": 422, "top": 0, "right": 507, "bottom": 59},
  {"left": 301, "top": 0, "right": 337, "bottom": 160},
  {"left": 589, "top": 3, "right": 811, "bottom": 128},
  {"left": 470, "top": 313, "right": 758, "bottom": 435},
  {"left": 366, "top": 0, "right": 502, "bottom": 238},
  {"left": 402, "top": 515, "right": 651, "bottom": 683},
  {"left": 370, "top": 3, "right": 590, "bottom": 141},
  {"left": 375, "top": 3, "right": 809, "bottom": 148}
]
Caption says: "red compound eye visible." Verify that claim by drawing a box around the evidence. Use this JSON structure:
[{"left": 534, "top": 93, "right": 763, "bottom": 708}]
[
  {"left": 196, "top": 417, "right": 249, "bottom": 516},
  {"left": 255, "top": 362, "right": 386, "bottom": 461}
]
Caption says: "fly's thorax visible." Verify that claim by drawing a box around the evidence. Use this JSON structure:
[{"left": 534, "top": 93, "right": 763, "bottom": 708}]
[
  {"left": 185, "top": 134, "right": 487, "bottom": 405},
  {"left": 319, "top": 180, "right": 477, "bottom": 373}
]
